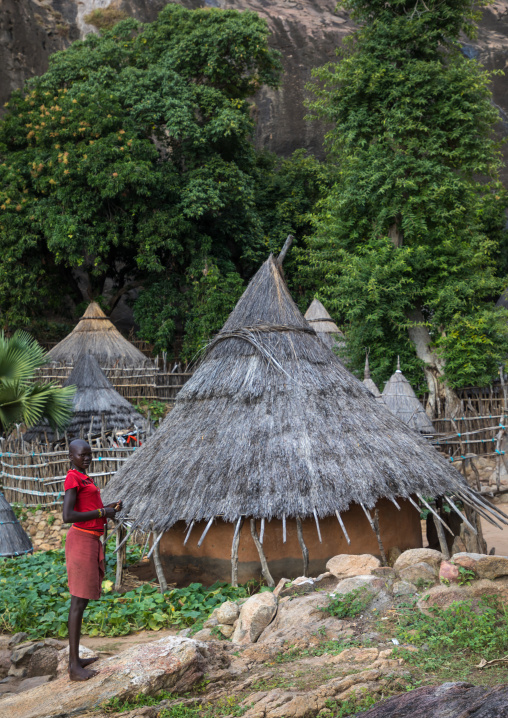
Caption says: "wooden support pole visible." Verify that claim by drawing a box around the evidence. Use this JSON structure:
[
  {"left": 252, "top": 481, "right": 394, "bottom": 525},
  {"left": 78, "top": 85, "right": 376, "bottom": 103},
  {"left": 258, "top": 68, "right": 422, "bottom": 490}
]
[
  {"left": 373, "top": 508, "right": 387, "bottom": 566},
  {"left": 231, "top": 517, "right": 244, "bottom": 588},
  {"left": 153, "top": 538, "right": 168, "bottom": 593},
  {"left": 250, "top": 518, "right": 275, "bottom": 587},
  {"left": 296, "top": 517, "right": 309, "bottom": 577},
  {"left": 432, "top": 512, "right": 450, "bottom": 559},
  {"left": 115, "top": 524, "right": 126, "bottom": 592}
]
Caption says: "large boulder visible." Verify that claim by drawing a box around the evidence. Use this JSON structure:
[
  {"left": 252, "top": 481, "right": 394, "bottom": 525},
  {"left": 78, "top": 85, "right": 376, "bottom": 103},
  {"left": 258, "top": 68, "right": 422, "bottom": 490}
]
[
  {"left": 326, "top": 554, "right": 381, "bottom": 578},
  {"left": 231, "top": 592, "right": 278, "bottom": 644},
  {"left": 257, "top": 593, "right": 350, "bottom": 645},
  {"left": 394, "top": 549, "right": 443, "bottom": 574},
  {"left": 355, "top": 681, "right": 508, "bottom": 717},
  {"left": 1, "top": 636, "right": 211, "bottom": 718}
]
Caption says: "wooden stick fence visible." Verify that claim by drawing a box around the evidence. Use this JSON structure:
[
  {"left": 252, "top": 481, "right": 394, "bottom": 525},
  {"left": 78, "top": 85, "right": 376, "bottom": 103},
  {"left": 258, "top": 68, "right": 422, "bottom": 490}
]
[
  {"left": 0, "top": 426, "right": 148, "bottom": 507},
  {"left": 35, "top": 363, "right": 193, "bottom": 404}
]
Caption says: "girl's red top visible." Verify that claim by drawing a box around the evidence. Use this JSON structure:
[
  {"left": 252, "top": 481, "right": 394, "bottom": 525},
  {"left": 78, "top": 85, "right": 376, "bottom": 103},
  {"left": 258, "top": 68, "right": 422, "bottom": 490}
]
[{"left": 64, "top": 469, "right": 106, "bottom": 533}]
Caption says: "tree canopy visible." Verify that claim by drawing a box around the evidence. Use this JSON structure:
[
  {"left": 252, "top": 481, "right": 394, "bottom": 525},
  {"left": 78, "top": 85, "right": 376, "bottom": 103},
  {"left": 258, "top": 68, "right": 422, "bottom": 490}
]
[
  {"left": 0, "top": 4, "right": 319, "bottom": 354},
  {"left": 304, "top": 0, "right": 508, "bottom": 408}
]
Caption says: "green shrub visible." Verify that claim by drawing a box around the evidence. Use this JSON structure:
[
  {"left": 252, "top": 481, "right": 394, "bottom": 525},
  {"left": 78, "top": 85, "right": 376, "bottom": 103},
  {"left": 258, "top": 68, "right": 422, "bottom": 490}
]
[
  {"left": 321, "top": 588, "right": 374, "bottom": 619},
  {"left": 0, "top": 545, "right": 251, "bottom": 638}
]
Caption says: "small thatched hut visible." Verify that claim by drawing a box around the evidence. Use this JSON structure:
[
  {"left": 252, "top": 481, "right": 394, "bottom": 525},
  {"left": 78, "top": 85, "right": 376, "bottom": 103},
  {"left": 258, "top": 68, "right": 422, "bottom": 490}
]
[
  {"left": 104, "top": 243, "right": 505, "bottom": 585},
  {"left": 47, "top": 302, "right": 151, "bottom": 368},
  {"left": 25, "top": 353, "right": 150, "bottom": 442},
  {"left": 363, "top": 354, "right": 384, "bottom": 403},
  {"left": 382, "top": 359, "right": 434, "bottom": 435},
  {"left": 0, "top": 493, "right": 33, "bottom": 557},
  {"left": 304, "top": 299, "right": 346, "bottom": 355}
]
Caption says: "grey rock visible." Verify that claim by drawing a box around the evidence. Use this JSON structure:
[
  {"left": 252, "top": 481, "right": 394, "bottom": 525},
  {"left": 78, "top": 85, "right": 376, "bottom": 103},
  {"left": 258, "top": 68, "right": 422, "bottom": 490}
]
[
  {"left": 393, "top": 581, "right": 418, "bottom": 596},
  {"left": 8, "top": 633, "right": 29, "bottom": 648},
  {"left": 354, "top": 681, "right": 508, "bottom": 717},
  {"left": 10, "top": 643, "right": 58, "bottom": 679}
]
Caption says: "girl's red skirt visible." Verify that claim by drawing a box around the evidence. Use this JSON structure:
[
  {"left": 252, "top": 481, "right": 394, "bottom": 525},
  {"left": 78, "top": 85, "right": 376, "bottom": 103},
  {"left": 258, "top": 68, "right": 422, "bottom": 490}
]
[{"left": 65, "top": 526, "right": 105, "bottom": 600}]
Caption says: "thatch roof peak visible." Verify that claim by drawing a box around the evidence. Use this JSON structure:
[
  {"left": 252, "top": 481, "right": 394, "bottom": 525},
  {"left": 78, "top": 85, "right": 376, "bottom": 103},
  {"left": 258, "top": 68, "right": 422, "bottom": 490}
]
[
  {"left": 25, "top": 353, "right": 149, "bottom": 442},
  {"left": 46, "top": 302, "right": 151, "bottom": 368},
  {"left": 382, "top": 361, "right": 434, "bottom": 434},
  {"left": 102, "top": 252, "right": 499, "bottom": 536},
  {"left": 304, "top": 298, "right": 346, "bottom": 355},
  {"left": 0, "top": 493, "right": 32, "bottom": 557},
  {"left": 363, "top": 354, "right": 383, "bottom": 402}
]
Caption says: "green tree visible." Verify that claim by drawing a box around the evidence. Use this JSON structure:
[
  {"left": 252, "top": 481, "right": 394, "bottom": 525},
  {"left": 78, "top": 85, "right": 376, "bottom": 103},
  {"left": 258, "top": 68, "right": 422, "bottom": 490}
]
[
  {"left": 304, "top": 0, "right": 508, "bottom": 411},
  {"left": 0, "top": 331, "right": 74, "bottom": 433},
  {"left": 0, "top": 5, "right": 281, "bottom": 340}
]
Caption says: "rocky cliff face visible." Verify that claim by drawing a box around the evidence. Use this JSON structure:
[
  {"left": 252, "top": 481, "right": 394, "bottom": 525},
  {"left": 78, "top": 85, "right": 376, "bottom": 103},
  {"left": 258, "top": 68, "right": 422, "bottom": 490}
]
[{"left": 0, "top": 0, "right": 507, "bottom": 168}]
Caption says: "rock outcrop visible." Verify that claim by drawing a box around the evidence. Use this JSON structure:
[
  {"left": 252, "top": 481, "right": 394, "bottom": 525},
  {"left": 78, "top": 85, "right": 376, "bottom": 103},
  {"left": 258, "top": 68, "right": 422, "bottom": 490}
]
[
  {"left": 0, "top": 636, "right": 212, "bottom": 718},
  {"left": 356, "top": 681, "right": 508, "bottom": 717},
  {"left": 2, "top": 1, "right": 508, "bottom": 185}
]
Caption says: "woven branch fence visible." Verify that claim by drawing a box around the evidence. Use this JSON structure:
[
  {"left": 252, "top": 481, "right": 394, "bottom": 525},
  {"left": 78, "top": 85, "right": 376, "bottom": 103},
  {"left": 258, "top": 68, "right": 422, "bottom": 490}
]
[
  {"left": 0, "top": 425, "right": 149, "bottom": 507},
  {"left": 35, "top": 362, "right": 192, "bottom": 404}
]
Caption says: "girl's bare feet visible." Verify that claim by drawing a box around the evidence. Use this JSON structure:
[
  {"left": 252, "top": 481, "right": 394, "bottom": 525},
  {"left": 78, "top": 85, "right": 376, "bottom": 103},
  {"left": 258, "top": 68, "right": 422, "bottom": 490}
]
[
  {"left": 68, "top": 662, "right": 98, "bottom": 681},
  {"left": 79, "top": 656, "right": 98, "bottom": 668}
]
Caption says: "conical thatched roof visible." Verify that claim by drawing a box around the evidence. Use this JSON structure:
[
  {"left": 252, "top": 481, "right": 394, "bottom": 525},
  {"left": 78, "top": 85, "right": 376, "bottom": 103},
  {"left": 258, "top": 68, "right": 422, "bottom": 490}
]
[
  {"left": 381, "top": 359, "right": 434, "bottom": 434},
  {"left": 363, "top": 355, "right": 384, "bottom": 403},
  {"left": 47, "top": 302, "right": 150, "bottom": 368},
  {"left": 304, "top": 299, "right": 346, "bottom": 353},
  {"left": 0, "top": 493, "right": 33, "bottom": 557},
  {"left": 25, "top": 353, "right": 149, "bottom": 442},
  {"left": 104, "top": 252, "right": 496, "bottom": 535}
]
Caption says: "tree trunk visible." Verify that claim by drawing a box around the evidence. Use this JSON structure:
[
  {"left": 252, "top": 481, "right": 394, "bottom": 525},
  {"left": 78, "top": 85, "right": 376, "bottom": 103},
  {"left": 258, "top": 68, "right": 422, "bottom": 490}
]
[{"left": 406, "top": 308, "right": 461, "bottom": 419}]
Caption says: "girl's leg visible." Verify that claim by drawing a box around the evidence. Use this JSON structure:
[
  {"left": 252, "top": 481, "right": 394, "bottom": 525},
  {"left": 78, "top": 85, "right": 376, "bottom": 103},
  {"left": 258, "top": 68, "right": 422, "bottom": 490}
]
[{"left": 68, "top": 595, "right": 97, "bottom": 681}]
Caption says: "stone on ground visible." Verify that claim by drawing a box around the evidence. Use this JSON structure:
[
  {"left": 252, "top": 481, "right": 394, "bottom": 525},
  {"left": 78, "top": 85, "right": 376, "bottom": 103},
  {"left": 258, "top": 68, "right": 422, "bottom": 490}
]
[
  {"left": 0, "top": 636, "right": 211, "bottom": 718},
  {"left": 326, "top": 554, "right": 381, "bottom": 578},
  {"left": 231, "top": 592, "right": 278, "bottom": 644}
]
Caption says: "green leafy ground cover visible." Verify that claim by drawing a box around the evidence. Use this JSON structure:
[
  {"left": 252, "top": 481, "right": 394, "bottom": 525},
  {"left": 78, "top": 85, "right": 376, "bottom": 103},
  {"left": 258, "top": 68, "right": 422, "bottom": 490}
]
[{"left": 0, "top": 546, "right": 251, "bottom": 638}]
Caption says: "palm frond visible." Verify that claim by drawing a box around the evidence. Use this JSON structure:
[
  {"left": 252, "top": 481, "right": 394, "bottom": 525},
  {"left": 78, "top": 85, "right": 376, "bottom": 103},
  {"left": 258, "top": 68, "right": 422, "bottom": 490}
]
[{"left": 0, "top": 331, "right": 48, "bottom": 384}]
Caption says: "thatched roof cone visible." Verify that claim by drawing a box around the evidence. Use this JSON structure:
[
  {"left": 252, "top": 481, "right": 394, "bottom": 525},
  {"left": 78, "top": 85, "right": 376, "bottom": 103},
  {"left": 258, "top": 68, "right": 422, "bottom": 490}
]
[
  {"left": 0, "top": 493, "right": 33, "bottom": 557},
  {"left": 47, "top": 302, "right": 151, "bottom": 368},
  {"left": 304, "top": 299, "right": 346, "bottom": 353},
  {"left": 103, "top": 253, "right": 492, "bottom": 535},
  {"left": 381, "top": 358, "right": 434, "bottom": 434},
  {"left": 24, "top": 353, "right": 150, "bottom": 442},
  {"left": 363, "top": 354, "right": 384, "bottom": 403}
]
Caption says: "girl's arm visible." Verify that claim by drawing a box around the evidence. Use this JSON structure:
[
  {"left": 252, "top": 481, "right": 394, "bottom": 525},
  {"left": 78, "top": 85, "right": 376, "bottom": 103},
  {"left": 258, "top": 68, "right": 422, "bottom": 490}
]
[{"left": 63, "top": 489, "right": 117, "bottom": 523}]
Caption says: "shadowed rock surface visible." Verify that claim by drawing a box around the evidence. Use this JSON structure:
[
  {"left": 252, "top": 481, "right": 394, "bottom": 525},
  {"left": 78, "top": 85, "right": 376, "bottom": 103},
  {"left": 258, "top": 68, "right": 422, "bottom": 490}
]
[
  {"left": 356, "top": 682, "right": 508, "bottom": 717},
  {"left": 2, "top": 1, "right": 508, "bottom": 182}
]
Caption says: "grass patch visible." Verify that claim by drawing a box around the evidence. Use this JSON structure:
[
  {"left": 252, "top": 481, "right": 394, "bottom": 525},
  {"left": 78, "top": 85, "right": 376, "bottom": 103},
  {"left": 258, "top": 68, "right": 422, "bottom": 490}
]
[
  {"left": 379, "top": 596, "right": 508, "bottom": 685},
  {"left": 0, "top": 546, "right": 252, "bottom": 638},
  {"left": 321, "top": 588, "right": 374, "bottom": 619}
]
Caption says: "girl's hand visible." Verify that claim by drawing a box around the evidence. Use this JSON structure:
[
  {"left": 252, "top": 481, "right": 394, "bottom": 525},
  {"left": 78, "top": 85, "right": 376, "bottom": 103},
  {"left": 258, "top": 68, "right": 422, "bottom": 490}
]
[{"left": 105, "top": 500, "right": 123, "bottom": 512}]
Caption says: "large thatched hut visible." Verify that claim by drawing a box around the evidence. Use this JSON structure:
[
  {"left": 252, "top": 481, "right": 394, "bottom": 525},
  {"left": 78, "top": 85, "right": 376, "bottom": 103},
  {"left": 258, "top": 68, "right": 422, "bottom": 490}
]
[
  {"left": 104, "top": 245, "right": 505, "bottom": 585},
  {"left": 382, "top": 359, "right": 434, "bottom": 435},
  {"left": 25, "top": 353, "right": 149, "bottom": 442},
  {"left": 0, "top": 493, "right": 33, "bottom": 557},
  {"left": 304, "top": 299, "right": 346, "bottom": 355},
  {"left": 47, "top": 302, "right": 151, "bottom": 368}
]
